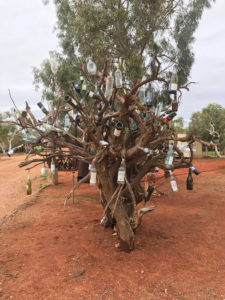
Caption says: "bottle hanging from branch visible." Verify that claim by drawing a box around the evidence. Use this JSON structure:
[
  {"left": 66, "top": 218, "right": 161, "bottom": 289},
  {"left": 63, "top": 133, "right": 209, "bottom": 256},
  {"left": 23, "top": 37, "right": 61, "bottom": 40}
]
[
  {"left": 41, "top": 163, "right": 47, "bottom": 177},
  {"left": 186, "top": 167, "right": 193, "bottom": 190},
  {"left": 37, "top": 102, "right": 49, "bottom": 115},
  {"left": 105, "top": 71, "right": 114, "bottom": 97},
  {"left": 50, "top": 159, "right": 56, "bottom": 175},
  {"left": 144, "top": 185, "right": 155, "bottom": 205},
  {"left": 114, "top": 121, "right": 123, "bottom": 137},
  {"left": 87, "top": 58, "right": 97, "bottom": 75},
  {"left": 169, "top": 170, "right": 178, "bottom": 192},
  {"left": 26, "top": 173, "right": 32, "bottom": 195},
  {"left": 115, "top": 66, "right": 123, "bottom": 88},
  {"left": 72, "top": 81, "right": 82, "bottom": 96},
  {"left": 155, "top": 102, "right": 163, "bottom": 117},
  {"left": 81, "top": 79, "right": 87, "bottom": 91},
  {"left": 90, "top": 160, "right": 97, "bottom": 186},
  {"left": 190, "top": 165, "right": 200, "bottom": 175},
  {"left": 165, "top": 141, "right": 174, "bottom": 169},
  {"left": 169, "top": 73, "right": 178, "bottom": 94},
  {"left": 64, "top": 96, "right": 78, "bottom": 110},
  {"left": 145, "top": 83, "right": 154, "bottom": 107},
  {"left": 164, "top": 112, "right": 177, "bottom": 123},
  {"left": 117, "top": 158, "right": 125, "bottom": 184},
  {"left": 64, "top": 114, "right": 71, "bottom": 132}
]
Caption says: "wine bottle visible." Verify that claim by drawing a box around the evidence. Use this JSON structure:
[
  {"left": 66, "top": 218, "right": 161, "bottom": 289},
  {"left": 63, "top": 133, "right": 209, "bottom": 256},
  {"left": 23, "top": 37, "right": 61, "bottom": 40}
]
[
  {"left": 50, "top": 159, "right": 56, "bottom": 175},
  {"left": 186, "top": 168, "right": 193, "bottom": 190},
  {"left": 6, "top": 144, "right": 23, "bottom": 157},
  {"left": 114, "top": 121, "right": 123, "bottom": 137},
  {"left": 64, "top": 96, "right": 78, "bottom": 110},
  {"left": 164, "top": 112, "right": 177, "bottom": 123},
  {"left": 145, "top": 84, "right": 154, "bottom": 107},
  {"left": 115, "top": 67, "right": 123, "bottom": 88},
  {"left": 169, "top": 73, "right": 178, "bottom": 93},
  {"left": 169, "top": 170, "right": 178, "bottom": 192},
  {"left": 165, "top": 141, "right": 174, "bottom": 169},
  {"left": 105, "top": 72, "right": 114, "bottom": 97},
  {"left": 90, "top": 160, "right": 97, "bottom": 186},
  {"left": 131, "top": 122, "right": 138, "bottom": 132},
  {"left": 26, "top": 174, "right": 32, "bottom": 195},
  {"left": 87, "top": 58, "right": 97, "bottom": 75},
  {"left": 41, "top": 163, "right": 47, "bottom": 177},
  {"left": 37, "top": 102, "right": 49, "bottom": 115},
  {"left": 81, "top": 79, "right": 87, "bottom": 91},
  {"left": 144, "top": 185, "right": 154, "bottom": 204},
  {"left": 117, "top": 159, "right": 125, "bottom": 184},
  {"left": 72, "top": 81, "right": 82, "bottom": 95},
  {"left": 190, "top": 165, "right": 200, "bottom": 175}
]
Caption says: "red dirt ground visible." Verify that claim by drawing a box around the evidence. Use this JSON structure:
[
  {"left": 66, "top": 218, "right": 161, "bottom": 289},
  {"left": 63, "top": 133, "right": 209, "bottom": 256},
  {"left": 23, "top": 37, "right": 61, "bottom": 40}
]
[{"left": 0, "top": 157, "right": 225, "bottom": 299}]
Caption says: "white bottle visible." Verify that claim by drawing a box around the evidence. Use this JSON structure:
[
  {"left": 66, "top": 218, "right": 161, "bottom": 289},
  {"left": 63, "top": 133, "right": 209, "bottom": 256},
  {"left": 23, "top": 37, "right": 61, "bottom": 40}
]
[
  {"left": 87, "top": 58, "right": 97, "bottom": 75},
  {"left": 41, "top": 163, "right": 46, "bottom": 177},
  {"left": 90, "top": 160, "right": 97, "bottom": 186},
  {"left": 117, "top": 159, "right": 125, "bottom": 184},
  {"left": 169, "top": 170, "right": 178, "bottom": 192},
  {"left": 50, "top": 159, "right": 56, "bottom": 175}
]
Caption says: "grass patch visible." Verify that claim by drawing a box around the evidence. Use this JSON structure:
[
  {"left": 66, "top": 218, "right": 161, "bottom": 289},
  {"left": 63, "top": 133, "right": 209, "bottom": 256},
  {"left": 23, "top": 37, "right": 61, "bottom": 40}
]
[
  {"left": 43, "top": 195, "right": 48, "bottom": 199},
  {"left": 53, "top": 195, "right": 61, "bottom": 199}
]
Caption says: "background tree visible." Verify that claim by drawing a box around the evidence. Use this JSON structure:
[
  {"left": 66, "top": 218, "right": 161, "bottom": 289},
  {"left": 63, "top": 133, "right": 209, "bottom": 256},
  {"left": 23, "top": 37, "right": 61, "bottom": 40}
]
[{"left": 189, "top": 103, "right": 225, "bottom": 147}]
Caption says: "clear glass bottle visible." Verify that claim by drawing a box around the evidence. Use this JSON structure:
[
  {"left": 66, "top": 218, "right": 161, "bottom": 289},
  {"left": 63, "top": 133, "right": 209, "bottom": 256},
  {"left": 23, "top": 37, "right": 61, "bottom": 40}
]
[
  {"left": 87, "top": 58, "right": 97, "bottom": 75},
  {"left": 138, "top": 87, "right": 145, "bottom": 104},
  {"left": 64, "top": 114, "right": 70, "bottom": 132},
  {"left": 81, "top": 79, "right": 87, "bottom": 91},
  {"left": 115, "top": 67, "right": 123, "bottom": 88},
  {"left": 169, "top": 170, "right": 178, "bottom": 192},
  {"left": 50, "top": 159, "right": 56, "bottom": 175},
  {"left": 105, "top": 71, "right": 114, "bottom": 97},
  {"left": 169, "top": 73, "right": 178, "bottom": 93},
  {"left": 90, "top": 160, "right": 97, "bottom": 186},
  {"left": 41, "top": 163, "right": 47, "bottom": 177},
  {"left": 145, "top": 83, "right": 153, "bottom": 107},
  {"left": 165, "top": 141, "right": 174, "bottom": 169},
  {"left": 117, "top": 158, "right": 125, "bottom": 184}
]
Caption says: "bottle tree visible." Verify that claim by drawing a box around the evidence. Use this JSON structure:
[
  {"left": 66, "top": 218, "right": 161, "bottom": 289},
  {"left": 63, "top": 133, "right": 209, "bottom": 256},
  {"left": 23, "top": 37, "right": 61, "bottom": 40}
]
[{"left": 3, "top": 0, "right": 217, "bottom": 251}]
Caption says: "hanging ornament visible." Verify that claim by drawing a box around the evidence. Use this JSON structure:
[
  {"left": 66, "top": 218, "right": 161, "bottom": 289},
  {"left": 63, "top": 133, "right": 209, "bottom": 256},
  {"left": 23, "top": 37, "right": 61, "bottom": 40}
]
[
  {"left": 115, "top": 67, "right": 123, "bottom": 88},
  {"left": 105, "top": 72, "right": 114, "bottom": 97},
  {"left": 87, "top": 58, "right": 97, "bottom": 75}
]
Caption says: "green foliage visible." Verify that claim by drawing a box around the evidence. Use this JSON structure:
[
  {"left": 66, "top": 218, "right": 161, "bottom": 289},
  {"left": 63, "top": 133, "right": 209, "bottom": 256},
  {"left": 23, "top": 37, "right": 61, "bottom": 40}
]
[
  {"left": 189, "top": 104, "right": 225, "bottom": 146},
  {"left": 173, "top": 117, "right": 188, "bottom": 134}
]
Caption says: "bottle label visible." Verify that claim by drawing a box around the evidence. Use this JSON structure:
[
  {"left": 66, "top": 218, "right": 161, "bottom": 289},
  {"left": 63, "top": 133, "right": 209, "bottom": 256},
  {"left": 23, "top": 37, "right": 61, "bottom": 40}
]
[
  {"left": 170, "top": 83, "right": 178, "bottom": 91},
  {"left": 114, "top": 128, "right": 121, "bottom": 137},
  {"left": 89, "top": 91, "right": 94, "bottom": 98},
  {"left": 117, "top": 170, "right": 125, "bottom": 183},
  {"left": 170, "top": 180, "right": 178, "bottom": 192},
  {"left": 90, "top": 171, "right": 97, "bottom": 185},
  {"left": 168, "top": 156, "right": 174, "bottom": 165}
]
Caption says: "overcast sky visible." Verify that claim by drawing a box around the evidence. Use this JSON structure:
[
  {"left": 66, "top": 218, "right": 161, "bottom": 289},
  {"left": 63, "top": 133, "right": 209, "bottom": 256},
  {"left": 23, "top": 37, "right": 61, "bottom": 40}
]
[{"left": 0, "top": 0, "right": 224, "bottom": 124}]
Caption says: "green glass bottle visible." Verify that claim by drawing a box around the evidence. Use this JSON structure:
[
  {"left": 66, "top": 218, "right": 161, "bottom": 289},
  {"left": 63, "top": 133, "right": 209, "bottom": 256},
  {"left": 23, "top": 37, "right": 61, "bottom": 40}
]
[{"left": 26, "top": 174, "right": 32, "bottom": 195}]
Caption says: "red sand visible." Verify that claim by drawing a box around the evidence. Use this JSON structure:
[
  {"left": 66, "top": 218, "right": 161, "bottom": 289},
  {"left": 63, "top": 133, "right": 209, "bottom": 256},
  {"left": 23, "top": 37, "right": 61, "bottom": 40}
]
[{"left": 0, "top": 157, "right": 225, "bottom": 299}]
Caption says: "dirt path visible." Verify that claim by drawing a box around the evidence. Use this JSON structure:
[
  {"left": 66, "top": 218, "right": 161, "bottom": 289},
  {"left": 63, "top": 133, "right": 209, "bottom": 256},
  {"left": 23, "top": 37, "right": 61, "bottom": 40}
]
[
  {"left": 0, "top": 155, "right": 43, "bottom": 221},
  {"left": 0, "top": 158, "right": 225, "bottom": 299}
]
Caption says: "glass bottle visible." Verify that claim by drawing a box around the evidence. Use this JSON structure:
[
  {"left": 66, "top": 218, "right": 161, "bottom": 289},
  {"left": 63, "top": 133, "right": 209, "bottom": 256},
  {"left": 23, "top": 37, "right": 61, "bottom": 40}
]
[
  {"left": 115, "top": 67, "right": 123, "bottom": 88},
  {"left": 138, "top": 87, "right": 145, "bottom": 104},
  {"left": 65, "top": 96, "right": 78, "bottom": 109},
  {"left": 190, "top": 165, "right": 200, "bottom": 175},
  {"left": 26, "top": 173, "right": 32, "bottom": 195},
  {"left": 81, "top": 79, "right": 87, "bottom": 91},
  {"left": 87, "top": 58, "right": 97, "bottom": 75},
  {"left": 41, "top": 163, "right": 47, "bottom": 177},
  {"left": 145, "top": 83, "right": 154, "bottom": 107},
  {"left": 37, "top": 102, "right": 49, "bottom": 115},
  {"left": 50, "top": 159, "right": 56, "bottom": 175},
  {"left": 164, "top": 112, "right": 177, "bottom": 123},
  {"left": 145, "top": 185, "right": 154, "bottom": 204},
  {"left": 169, "top": 170, "right": 178, "bottom": 192},
  {"left": 105, "top": 71, "right": 114, "bottom": 97},
  {"left": 90, "top": 160, "right": 97, "bottom": 186},
  {"left": 114, "top": 121, "right": 123, "bottom": 137},
  {"left": 73, "top": 80, "right": 82, "bottom": 95},
  {"left": 169, "top": 73, "right": 178, "bottom": 93},
  {"left": 64, "top": 114, "right": 70, "bottom": 132},
  {"left": 165, "top": 141, "right": 174, "bottom": 169},
  {"left": 117, "top": 158, "right": 125, "bottom": 184},
  {"left": 155, "top": 102, "right": 163, "bottom": 116},
  {"left": 186, "top": 167, "right": 193, "bottom": 190}
]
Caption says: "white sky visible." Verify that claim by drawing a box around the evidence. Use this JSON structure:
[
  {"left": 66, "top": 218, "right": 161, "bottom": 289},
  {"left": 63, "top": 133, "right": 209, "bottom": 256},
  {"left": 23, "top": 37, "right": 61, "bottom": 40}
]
[{"left": 0, "top": 0, "right": 224, "bottom": 124}]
